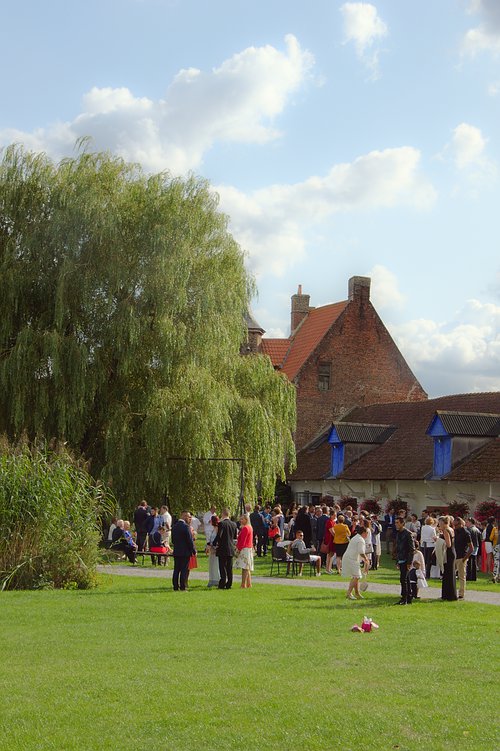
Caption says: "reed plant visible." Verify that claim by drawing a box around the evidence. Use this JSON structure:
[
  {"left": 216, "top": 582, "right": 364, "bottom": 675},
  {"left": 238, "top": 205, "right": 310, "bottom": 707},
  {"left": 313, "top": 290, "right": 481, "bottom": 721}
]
[{"left": 0, "top": 442, "right": 114, "bottom": 590}]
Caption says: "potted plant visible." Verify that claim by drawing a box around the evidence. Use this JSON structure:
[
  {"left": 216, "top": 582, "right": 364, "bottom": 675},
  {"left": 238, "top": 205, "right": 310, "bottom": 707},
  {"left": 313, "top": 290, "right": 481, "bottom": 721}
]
[{"left": 360, "top": 499, "right": 382, "bottom": 516}]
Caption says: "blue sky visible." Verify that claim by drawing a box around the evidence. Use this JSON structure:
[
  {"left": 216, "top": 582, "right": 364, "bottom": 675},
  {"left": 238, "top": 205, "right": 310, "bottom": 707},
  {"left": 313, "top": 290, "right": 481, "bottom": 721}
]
[{"left": 1, "top": 0, "right": 499, "bottom": 396}]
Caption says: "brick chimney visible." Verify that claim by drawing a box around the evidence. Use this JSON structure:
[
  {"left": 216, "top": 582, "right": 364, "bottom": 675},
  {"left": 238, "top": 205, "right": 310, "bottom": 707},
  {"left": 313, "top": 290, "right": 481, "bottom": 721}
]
[
  {"left": 291, "top": 284, "right": 311, "bottom": 334},
  {"left": 348, "top": 276, "right": 371, "bottom": 304}
]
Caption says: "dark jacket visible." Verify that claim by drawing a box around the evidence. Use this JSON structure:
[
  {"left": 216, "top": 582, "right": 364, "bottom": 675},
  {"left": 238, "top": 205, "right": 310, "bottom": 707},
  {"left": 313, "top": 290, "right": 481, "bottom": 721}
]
[
  {"left": 316, "top": 513, "right": 328, "bottom": 543},
  {"left": 171, "top": 519, "right": 196, "bottom": 558},
  {"left": 468, "top": 525, "right": 481, "bottom": 551},
  {"left": 294, "top": 510, "right": 312, "bottom": 547},
  {"left": 396, "top": 527, "right": 415, "bottom": 565},
  {"left": 250, "top": 511, "right": 265, "bottom": 535},
  {"left": 214, "top": 518, "right": 237, "bottom": 557},
  {"left": 455, "top": 527, "right": 472, "bottom": 559},
  {"left": 134, "top": 506, "right": 149, "bottom": 532}
]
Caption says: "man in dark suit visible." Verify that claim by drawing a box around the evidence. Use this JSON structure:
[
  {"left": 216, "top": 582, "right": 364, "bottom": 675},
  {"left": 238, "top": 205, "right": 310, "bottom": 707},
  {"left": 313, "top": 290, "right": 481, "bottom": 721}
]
[
  {"left": 250, "top": 504, "right": 266, "bottom": 557},
  {"left": 214, "top": 507, "right": 238, "bottom": 589},
  {"left": 133, "top": 500, "right": 149, "bottom": 552},
  {"left": 395, "top": 517, "right": 415, "bottom": 604},
  {"left": 171, "top": 511, "right": 196, "bottom": 591}
]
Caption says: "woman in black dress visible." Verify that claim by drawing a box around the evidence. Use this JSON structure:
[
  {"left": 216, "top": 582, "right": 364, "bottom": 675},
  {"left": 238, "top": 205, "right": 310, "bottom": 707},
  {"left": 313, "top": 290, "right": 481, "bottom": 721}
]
[
  {"left": 438, "top": 516, "right": 457, "bottom": 601},
  {"left": 294, "top": 506, "right": 313, "bottom": 547}
]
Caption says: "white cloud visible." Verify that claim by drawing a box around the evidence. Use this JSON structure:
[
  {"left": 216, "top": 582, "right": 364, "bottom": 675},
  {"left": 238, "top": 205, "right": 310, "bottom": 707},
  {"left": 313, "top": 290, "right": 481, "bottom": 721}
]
[
  {"left": 391, "top": 298, "right": 500, "bottom": 395},
  {"left": 463, "top": 0, "right": 500, "bottom": 58},
  {"left": 217, "top": 147, "right": 436, "bottom": 275},
  {"left": 340, "top": 2, "right": 388, "bottom": 78},
  {"left": 0, "top": 35, "right": 314, "bottom": 173},
  {"left": 450, "top": 123, "right": 487, "bottom": 169},
  {"left": 442, "top": 123, "right": 497, "bottom": 189},
  {"left": 487, "top": 80, "right": 500, "bottom": 96},
  {"left": 367, "top": 265, "right": 406, "bottom": 311}
]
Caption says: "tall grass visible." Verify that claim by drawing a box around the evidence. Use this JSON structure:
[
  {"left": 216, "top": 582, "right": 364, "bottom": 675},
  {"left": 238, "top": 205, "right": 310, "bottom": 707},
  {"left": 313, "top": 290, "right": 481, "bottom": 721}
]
[{"left": 0, "top": 442, "right": 114, "bottom": 589}]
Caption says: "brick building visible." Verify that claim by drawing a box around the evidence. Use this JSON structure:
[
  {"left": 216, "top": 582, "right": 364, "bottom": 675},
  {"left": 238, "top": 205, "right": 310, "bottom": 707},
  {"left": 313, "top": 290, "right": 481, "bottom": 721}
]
[{"left": 245, "top": 276, "right": 427, "bottom": 450}]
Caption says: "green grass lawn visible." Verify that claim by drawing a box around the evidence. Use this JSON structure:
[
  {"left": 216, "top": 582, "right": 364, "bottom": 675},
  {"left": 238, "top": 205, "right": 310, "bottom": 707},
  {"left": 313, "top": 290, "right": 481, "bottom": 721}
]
[{"left": 0, "top": 574, "right": 498, "bottom": 751}]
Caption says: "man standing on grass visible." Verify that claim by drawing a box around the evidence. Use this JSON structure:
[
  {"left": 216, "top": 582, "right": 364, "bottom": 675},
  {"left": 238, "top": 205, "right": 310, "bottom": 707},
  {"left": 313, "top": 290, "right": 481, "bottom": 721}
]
[
  {"left": 395, "top": 517, "right": 415, "bottom": 605},
  {"left": 171, "top": 511, "right": 196, "bottom": 591},
  {"left": 466, "top": 517, "right": 481, "bottom": 581},
  {"left": 454, "top": 517, "right": 473, "bottom": 599},
  {"left": 250, "top": 504, "right": 266, "bottom": 557},
  {"left": 133, "top": 500, "right": 149, "bottom": 552},
  {"left": 214, "top": 507, "right": 238, "bottom": 589}
]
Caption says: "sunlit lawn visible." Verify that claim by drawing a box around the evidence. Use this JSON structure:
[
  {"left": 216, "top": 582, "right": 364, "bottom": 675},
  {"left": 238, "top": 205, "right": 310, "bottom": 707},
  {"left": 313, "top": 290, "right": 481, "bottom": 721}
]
[{"left": 0, "top": 573, "right": 498, "bottom": 751}]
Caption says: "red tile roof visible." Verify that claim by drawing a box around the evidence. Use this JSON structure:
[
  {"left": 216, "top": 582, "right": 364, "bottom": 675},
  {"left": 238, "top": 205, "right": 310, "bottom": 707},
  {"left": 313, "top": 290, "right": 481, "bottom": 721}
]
[
  {"left": 260, "top": 338, "right": 290, "bottom": 367},
  {"left": 262, "top": 301, "right": 348, "bottom": 379},
  {"left": 289, "top": 392, "right": 500, "bottom": 482}
]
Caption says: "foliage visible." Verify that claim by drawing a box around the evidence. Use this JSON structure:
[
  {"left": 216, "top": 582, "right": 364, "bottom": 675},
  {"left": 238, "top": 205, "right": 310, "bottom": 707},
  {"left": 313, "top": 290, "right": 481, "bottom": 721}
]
[
  {"left": 360, "top": 498, "right": 382, "bottom": 515},
  {"left": 0, "top": 441, "right": 115, "bottom": 590},
  {"left": 385, "top": 498, "right": 408, "bottom": 514},
  {"left": 447, "top": 500, "right": 470, "bottom": 519},
  {"left": 0, "top": 145, "right": 296, "bottom": 514},
  {"left": 339, "top": 496, "right": 358, "bottom": 510},
  {"left": 475, "top": 500, "right": 500, "bottom": 524}
]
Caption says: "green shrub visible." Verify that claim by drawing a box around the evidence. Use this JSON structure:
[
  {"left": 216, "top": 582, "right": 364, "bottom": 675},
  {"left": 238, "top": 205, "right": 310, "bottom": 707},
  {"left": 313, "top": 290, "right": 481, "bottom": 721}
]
[{"left": 0, "top": 443, "right": 115, "bottom": 590}]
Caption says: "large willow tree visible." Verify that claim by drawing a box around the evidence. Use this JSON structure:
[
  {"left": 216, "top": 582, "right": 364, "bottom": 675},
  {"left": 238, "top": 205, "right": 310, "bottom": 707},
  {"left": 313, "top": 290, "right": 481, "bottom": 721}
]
[{"left": 0, "top": 145, "right": 296, "bottom": 513}]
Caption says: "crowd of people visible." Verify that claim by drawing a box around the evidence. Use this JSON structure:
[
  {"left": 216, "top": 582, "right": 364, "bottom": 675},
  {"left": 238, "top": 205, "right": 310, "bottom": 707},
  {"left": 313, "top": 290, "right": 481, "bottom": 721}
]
[{"left": 104, "top": 499, "right": 499, "bottom": 600}]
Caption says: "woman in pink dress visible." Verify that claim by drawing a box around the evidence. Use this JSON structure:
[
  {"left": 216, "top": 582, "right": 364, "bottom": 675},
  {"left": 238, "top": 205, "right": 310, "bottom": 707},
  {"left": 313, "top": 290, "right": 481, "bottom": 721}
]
[
  {"left": 186, "top": 514, "right": 198, "bottom": 585},
  {"left": 323, "top": 508, "right": 336, "bottom": 574}
]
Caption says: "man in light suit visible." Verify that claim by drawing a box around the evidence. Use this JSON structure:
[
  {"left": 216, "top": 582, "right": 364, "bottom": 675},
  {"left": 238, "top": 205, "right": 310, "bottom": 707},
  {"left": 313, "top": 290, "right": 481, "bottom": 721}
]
[
  {"left": 214, "top": 507, "right": 238, "bottom": 589},
  {"left": 171, "top": 511, "right": 196, "bottom": 591}
]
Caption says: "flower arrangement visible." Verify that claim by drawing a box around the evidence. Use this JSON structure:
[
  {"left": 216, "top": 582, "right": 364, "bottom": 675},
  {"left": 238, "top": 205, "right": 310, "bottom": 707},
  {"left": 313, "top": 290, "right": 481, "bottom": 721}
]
[
  {"left": 339, "top": 496, "right": 358, "bottom": 511},
  {"left": 446, "top": 500, "right": 470, "bottom": 519},
  {"left": 360, "top": 499, "right": 382, "bottom": 515},
  {"left": 385, "top": 498, "right": 408, "bottom": 515},
  {"left": 474, "top": 500, "right": 500, "bottom": 524}
]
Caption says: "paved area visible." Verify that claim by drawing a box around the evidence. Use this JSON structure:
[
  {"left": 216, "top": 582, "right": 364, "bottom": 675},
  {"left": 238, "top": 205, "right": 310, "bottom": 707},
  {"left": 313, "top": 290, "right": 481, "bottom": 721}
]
[{"left": 98, "top": 565, "right": 500, "bottom": 605}]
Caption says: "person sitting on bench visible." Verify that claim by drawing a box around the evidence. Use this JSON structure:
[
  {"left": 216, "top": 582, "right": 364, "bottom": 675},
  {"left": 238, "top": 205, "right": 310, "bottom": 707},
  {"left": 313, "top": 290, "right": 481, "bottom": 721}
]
[
  {"left": 149, "top": 525, "right": 172, "bottom": 565},
  {"left": 112, "top": 520, "right": 138, "bottom": 564}
]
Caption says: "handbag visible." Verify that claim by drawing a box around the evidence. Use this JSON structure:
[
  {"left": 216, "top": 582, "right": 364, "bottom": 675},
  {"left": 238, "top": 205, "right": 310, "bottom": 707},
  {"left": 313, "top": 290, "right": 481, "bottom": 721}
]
[{"left": 320, "top": 542, "right": 329, "bottom": 554}]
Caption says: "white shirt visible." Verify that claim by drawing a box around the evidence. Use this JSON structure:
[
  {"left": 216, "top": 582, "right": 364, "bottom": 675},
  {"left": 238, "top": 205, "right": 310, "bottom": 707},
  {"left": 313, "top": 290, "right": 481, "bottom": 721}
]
[
  {"left": 203, "top": 510, "right": 216, "bottom": 537},
  {"left": 420, "top": 525, "right": 436, "bottom": 548},
  {"left": 160, "top": 511, "right": 172, "bottom": 530},
  {"left": 190, "top": 517, "right": 201, "bottom": 533},
  {"left": 343, "top": 534, "right": 366, "bottom": 565}
]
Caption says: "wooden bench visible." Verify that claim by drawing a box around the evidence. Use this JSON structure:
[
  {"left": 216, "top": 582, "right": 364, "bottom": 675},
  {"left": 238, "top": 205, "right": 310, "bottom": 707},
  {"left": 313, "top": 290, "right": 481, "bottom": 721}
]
[{"left": 136, "top": 550, "right": 171, "bottom": 566}]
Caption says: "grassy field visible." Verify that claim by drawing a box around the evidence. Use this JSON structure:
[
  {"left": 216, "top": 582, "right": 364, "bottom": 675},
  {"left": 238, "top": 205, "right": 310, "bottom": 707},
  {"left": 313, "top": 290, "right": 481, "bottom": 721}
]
[{"left": 0, "top": 573, "right": 498, "bottom": 751}]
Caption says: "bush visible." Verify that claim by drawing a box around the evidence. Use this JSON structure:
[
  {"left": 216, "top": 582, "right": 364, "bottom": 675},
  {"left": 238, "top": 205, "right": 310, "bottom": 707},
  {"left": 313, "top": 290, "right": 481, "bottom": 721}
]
[
  {"left": 360, "top": 499, "right": 382, "bottom": 515},
  {"left": 385, "top": 499, "right": 408, "bottom": 515},
  {"left": 0, "top": 443, "right": 115, "bottom": 590},
  {"left": 339, "top": 496, "right": 358, "bottom": 511},
  {"left": 446, "top": 500, "right": 470, "bottom": 519},
  {"left": 474, "top": 500, "right": 500, "bottom": 524}
]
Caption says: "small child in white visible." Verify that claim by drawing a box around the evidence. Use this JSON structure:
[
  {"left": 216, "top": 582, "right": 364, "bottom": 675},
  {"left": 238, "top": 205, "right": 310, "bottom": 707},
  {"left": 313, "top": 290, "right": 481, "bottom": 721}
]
[{"left": 409, "top": 559, "right": 428, "bottom": 599}]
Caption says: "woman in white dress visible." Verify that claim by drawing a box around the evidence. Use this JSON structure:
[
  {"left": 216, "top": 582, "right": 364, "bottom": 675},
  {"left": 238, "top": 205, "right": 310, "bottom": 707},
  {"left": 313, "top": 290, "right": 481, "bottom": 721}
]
[
  {"left": 206, "top": 515, "right": 220, "bottom": 588},
  {"left": 343, "top": 527, "right": 370, "bottom": 600},
  {"left": 420, "top": 516, "right": 437, "bottom": 578}
]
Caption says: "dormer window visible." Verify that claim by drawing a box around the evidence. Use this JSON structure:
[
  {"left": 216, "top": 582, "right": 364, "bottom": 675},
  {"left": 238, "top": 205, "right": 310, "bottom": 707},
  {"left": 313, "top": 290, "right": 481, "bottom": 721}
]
[
  {"left": 426, "top": 410, "right": 500, "bottom": 478},
  {"left": 318, "top": 363, "right": 331, "bottom": 391}
]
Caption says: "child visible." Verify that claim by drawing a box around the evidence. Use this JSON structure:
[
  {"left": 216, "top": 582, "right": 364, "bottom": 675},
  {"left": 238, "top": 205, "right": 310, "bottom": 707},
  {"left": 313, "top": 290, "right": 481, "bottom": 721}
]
[{"left": 409, "top": 559, "right": 428, "bottom": 599}]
